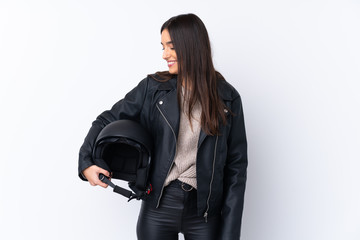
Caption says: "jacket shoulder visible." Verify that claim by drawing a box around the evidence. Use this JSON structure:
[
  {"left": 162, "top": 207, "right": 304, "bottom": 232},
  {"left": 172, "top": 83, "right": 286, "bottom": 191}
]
[
  {"left": 217, "top": 78, "right": 240, "bottom": 101},
  {"left": 145, "top": 73, "right": 177, "bottom": 90}
]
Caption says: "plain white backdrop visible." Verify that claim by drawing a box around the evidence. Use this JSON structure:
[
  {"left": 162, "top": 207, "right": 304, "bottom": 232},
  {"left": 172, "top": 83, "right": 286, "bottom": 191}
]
[{"left": 1, "top": 0, "right": 359, "bottom": 239}]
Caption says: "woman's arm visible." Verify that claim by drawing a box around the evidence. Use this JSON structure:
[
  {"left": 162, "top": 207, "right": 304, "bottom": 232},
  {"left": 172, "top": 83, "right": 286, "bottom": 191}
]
[{"left": 78, "top": 78, "right": 150, "bottom": 184}]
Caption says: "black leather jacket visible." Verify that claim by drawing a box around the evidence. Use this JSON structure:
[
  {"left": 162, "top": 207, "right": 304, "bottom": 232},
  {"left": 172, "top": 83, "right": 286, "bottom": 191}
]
[{"left": 78, "top": 75, "right": 248, "bottom": 239}]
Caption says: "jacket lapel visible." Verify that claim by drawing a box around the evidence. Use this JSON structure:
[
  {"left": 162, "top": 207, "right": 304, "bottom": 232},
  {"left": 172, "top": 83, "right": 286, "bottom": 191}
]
[
  {"left": 156, "top": 80, "right": 180, "bottom": 139},
  {"left": 155, "top": 78, "right": 232, "bottom": 147},
  {"left": 197, "top": 130, "right": 207, "bottom": 149},
  {"left": 198, "top": 80, "right": 233, "bottom": 148}
]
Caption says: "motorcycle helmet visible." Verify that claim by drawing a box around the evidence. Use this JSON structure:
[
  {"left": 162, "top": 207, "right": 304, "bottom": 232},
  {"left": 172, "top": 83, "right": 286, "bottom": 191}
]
[{"left": 92, "top": 119, "right": 152, "bottom": 201}]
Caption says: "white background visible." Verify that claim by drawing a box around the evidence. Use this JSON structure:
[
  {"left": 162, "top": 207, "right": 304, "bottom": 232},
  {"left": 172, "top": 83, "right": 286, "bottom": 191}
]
[{"left": 1, "top": 0, "right": 359, "bottom": 239}]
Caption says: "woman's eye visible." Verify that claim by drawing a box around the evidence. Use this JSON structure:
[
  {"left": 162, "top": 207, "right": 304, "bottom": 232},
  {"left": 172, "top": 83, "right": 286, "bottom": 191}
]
[{"left": 161, "top": 46, "right": 175, "bottom": 51}]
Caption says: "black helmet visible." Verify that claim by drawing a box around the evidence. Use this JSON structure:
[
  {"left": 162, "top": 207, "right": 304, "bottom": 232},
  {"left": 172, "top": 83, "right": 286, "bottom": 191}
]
[{"left": 93, "top": 119, "right": 152, "bottom": 201}]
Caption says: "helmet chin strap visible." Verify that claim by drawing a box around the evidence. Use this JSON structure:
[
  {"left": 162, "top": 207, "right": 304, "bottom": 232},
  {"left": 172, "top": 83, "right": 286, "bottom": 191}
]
[{"left": 99, "top": 173, "right": 137, "bottom": 201}]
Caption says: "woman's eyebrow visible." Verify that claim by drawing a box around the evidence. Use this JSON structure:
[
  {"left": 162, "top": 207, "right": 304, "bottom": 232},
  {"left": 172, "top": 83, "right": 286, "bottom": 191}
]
[{"left": 161, "top": 41, "right": 173, "bottom": 45}]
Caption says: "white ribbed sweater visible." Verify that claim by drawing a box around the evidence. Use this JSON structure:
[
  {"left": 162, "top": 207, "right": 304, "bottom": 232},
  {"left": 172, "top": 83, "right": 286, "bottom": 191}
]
[{"left": 164, "top": 96, "right": 201, "bottom": 189}]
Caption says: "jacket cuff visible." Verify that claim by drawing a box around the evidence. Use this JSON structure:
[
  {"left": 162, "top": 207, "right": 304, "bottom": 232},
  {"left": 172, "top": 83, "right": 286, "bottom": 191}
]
[{"left": 78, "top": 162, "right": 94, "bottom": 181}]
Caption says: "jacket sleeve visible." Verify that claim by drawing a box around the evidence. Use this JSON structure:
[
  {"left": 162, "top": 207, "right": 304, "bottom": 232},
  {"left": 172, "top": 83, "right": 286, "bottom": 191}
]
[
  {"left": 220, "top": 94, "right": 248, "bottom": 239},
  {"left": 78, "top": 78, "right": 149, "bottom": 180}
]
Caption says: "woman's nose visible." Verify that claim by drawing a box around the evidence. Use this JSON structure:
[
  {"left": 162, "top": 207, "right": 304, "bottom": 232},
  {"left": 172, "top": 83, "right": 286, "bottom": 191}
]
[{"left": 162, "top": 48, "right": 169, "bottom": 59}]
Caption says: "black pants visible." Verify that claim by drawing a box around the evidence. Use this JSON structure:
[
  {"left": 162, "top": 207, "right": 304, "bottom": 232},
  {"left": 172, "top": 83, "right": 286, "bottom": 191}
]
[{"left": 137, "top": 180, "right": 220, "bottom": 240}]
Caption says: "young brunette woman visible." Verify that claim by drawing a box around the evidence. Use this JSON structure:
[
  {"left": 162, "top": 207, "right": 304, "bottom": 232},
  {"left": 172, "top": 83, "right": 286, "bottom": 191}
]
[{"left": 78, "top": 13, "right": 248, "bottom": 240}]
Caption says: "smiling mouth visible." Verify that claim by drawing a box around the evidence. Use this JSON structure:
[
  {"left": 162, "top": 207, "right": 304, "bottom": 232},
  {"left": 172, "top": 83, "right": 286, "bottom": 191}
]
[{"left": 167, "top": 61, "right": 176, "bottom": 67}]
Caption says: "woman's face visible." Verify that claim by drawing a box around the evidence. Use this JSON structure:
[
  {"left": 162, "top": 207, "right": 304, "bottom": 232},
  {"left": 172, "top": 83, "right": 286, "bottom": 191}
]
[{"left": 161, "top": 29, "right": 178, "bottom": 74}]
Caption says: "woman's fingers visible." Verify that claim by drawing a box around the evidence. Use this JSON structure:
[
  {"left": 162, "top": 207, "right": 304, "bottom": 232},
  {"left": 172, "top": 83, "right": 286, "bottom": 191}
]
[{"left": 83, "top": 165, "right": 111, "bottom": 188}]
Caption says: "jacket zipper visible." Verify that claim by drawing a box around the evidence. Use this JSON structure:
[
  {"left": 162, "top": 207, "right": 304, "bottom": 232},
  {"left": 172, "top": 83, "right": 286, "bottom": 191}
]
[
  {"left": 203, "top": 135, "right": 218, "bottom": 222},
  {"left": 155, "top": 104, "right": 178, "bottom": 208}
]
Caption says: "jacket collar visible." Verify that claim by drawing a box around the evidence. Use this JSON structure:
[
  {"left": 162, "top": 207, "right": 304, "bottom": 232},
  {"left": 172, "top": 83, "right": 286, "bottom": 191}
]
[
  {"left": 157, "top": 76, "right": 177, "bottom": 91},
  {"left": 155, "top": 77, "right": 233, "bottom": 147},
  {"left": 217, "top": 79, "right": 233, "bottom": 101},
  {"left": 157, "top": 77, "right": 233, "bottom": 101}
]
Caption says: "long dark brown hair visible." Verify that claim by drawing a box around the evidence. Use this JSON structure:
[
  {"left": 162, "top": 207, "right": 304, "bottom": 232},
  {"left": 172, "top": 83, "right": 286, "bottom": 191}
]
[{"left": 154, "top": 13, "right": 227, "bottom": 136}]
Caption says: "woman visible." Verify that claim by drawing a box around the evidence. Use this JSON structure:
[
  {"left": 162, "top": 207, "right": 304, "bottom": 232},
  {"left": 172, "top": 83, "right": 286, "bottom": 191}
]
[{"left": 78, "top": 13, "right": 247, "bottom": 240}]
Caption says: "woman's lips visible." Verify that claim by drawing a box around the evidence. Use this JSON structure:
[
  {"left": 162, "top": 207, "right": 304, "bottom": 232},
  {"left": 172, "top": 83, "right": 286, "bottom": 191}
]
[{"left": 167, "top": 60, "right": 176, "bottom": 67}]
